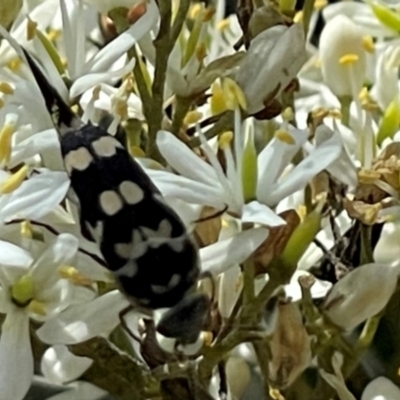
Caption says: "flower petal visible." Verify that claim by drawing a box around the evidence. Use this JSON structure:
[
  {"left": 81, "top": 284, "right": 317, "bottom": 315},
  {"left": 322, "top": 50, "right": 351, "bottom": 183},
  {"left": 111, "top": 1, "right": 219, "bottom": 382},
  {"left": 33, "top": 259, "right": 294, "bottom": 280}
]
[
  {"left": 0, "top": 240, "right": 33, "bottom": 268},
  {"left": 200, "top": 228, "right": 269, "bottom": 274},
  {"left": 32, "top": 233, "right": 79, "bottom": 291},
  {"left": 0, "top": 311, "right": 33, "bottom": 400},
  {"left": 242, "top": 201, "right": 286, "bottom": 227},
  {"left": 46, "top": 382, "right": 108, "bottom": 400},
  {"left": 156, "top": 130, "right": 218, "bottom": 186},
  {"left": 41, "top": 345, "right": 92, "bottom": 385},
  {"left": 0, "top": 171, "right": 70, "bottom": 222},
  {"left": 266, "top": 127, "right": 342, "bottom": 206},
  {"left": 37, "top": 291, "right": 130, "bottom": 344},
  {"left": 362, "top": 376, "right": 400, "bottom": 400}
]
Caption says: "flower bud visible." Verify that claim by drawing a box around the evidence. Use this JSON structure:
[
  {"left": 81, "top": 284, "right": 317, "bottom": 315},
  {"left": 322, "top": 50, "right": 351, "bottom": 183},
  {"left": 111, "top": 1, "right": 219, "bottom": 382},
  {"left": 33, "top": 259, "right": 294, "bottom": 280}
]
[
  {"left": 322, "top": 263, "right": 398, "bottom": 330},
  {"left": 268, "top": 302, "right": 312, "bottom": 388},
  {"left": 319, "top": 15, "right": 366, "bottom": 98}
]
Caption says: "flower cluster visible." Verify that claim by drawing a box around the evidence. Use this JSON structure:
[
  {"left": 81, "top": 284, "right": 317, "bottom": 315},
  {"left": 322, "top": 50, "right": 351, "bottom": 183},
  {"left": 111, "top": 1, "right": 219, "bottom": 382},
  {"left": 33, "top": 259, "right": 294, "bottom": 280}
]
[{"left": 0, "top": 0, "right": 399, "bottom": 399}]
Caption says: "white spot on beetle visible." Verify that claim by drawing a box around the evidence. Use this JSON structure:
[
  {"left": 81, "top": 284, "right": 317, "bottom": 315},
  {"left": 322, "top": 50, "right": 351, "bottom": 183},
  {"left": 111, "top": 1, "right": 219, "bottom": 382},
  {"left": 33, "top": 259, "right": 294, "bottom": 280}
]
[
  {"left": 91, "top": 136, "right": 122, "bottom": 157},
  {"left": 119, "top": 181, "right": 144, "bottom": 205},
  {"left": 114, "top": 259, "right": 138, "bottom": 278},
  {"left": 151, "top": 284, "right": 169, "bottom": 295},
  {"left": 64, "top": 147, "right": 93, "bottom": 174},
  {"left": 168, "top": 274, "right": 181, "bottom": 289},
  {"left": 114, "top": 242, "right": 132, "bottom": 259},
  {"left": 99, "top": 190, "right": 123, "bottom": 216}
]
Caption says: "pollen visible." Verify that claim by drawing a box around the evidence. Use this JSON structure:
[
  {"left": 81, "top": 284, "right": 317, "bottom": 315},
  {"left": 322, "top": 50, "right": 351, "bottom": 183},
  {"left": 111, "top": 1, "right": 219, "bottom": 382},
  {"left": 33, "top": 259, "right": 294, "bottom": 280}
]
[
  {"left": 1, "top": 164, "right": 29, "bottom": 194},
  {"left": 27, "top": 17, "right": 38, "bottom": 41},
  {"left": 20, "top": 220, "right": 33, "bottom": 239},
  {"left": 184, "top": 110, "right": 203, "bottom": 125},
  {"left": 219, "top": 130, "right": 233, "bottom": 149},
  {"left": 59, "top": 265, "right": 92, "bottom": 286},
  {"left": 28, "top": 300, "right": 47, "bottom": 316},
  {"left": 47, "top": 29, "right": 61, "bottom": 42},
  {"left": 314, "top": 0, "right": 327, "bottom": 9},
  {"left": 293, "top": 11, "right": 303, "bottom": 23},
  {"left": 217, "top": 19, "right": 230, "bottom": 31},
  {"left": 339, "top": 54, "right": 359, "bottom": 66},
  {"left": 210, "top": 82, "right": 227, "bottom": 115},
  {"left": 222, "top": 77, "right": 247, "bottom": 111},
  {"left": 6, "top": 57, "right": 22, "bottom": 72},
  {"left": 0, "top": 121, "right": 16, "bottom": 166},
  {"left": 362, "top": 36, "right": 375, "bottom": 53},
  {"left": 0, "top": 82, "right": 14, "bottom": 95},
  {"left": 274, "top": 129, "right": 296, "bottom": 145},
  {"left": 189, "top": 3, "right": 202, "bottom": 19}
]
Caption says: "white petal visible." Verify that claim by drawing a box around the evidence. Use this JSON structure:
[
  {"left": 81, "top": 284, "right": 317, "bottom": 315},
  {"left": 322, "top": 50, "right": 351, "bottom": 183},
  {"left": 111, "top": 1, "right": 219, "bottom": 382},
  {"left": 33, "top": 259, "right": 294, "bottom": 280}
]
[
  {"left": 10, "top": 129, "right": 60, "bottom": 168},
  {"left": 70, "top": 58, "right": 135, "bottom": 98},
  {"left": 156, "top": 130, "right": 218, "bottom": 186},
  {"left": 32, "top": 233, "right": 79, "bottom": 291},
  {"left": 218, "top": 265, "right": 242, "bottom": 318},
  {"left": 362, "top": 376, "right": 400, "bottom": 400},
  {"left": 266, "top": 128, "right": 342, "bottom": 206},
  {"left": 41, "top": 345, "right": 92, "bottom": 385},
  {"left": 83, "top": 0, "right": 159, "bottom": 74},
  {"left": 0, "top": 311, "right": 33, "bottom": 400},
  {"left": 284, "top": 271, "right": 332, "bottom": 302},
  {"left": 242, "top": 201, "right": 286, "bottom": 226},
  {"left": 0, "top": 240, "right": 33, "bottom": 267},
  {"left": 37, "top": 291, "right": 130, "bottom": 344},
  {"left": 0, "top": 171, "right": 70, "bottom": 222},
  {"left": 147, "top": 169, "right": 225, "bottom": 207},
  {"left": 200, "top": 228, "right": 269, "bottom": 274}
]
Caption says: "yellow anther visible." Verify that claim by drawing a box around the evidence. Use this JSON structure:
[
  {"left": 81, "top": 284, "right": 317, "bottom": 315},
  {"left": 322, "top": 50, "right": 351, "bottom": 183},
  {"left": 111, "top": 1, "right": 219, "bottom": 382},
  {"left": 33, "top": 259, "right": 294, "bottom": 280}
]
[
  {"left": 6, "top": 57, "right": 22, "bottom": 72},
  {"left": 184, "top": 111, "right": 203, "bottom": 125},
  {"left": 130, "top": 146, "right": 146, "bottom": 158},
  {"left": 0, "top": 122, "right": 16, "bottom": 165},
  {"left": 217, "top": 19, "right": 230, "bottom": 31},
  {"left": 358, "top": 169, "right": 381, "bottom": 183},
  {"left": 27, "top": 300, "right": 47, "bottom": 316},
  {"left": 189, "top": 3, "right": 202, "bottom": 19},
  {"left": 314, "top": 0, "right": 327, "bottom": 9},
  {"left": 26, "top": 17, "right": 37, "bottom": 41},
  {"left": 20, "top": 220, "right": 33, "bottom": 240},
  {"left": 47, "top": 29, "right": 61, "bottom": 42},
  {"left": 362, "top": 35, "right": 375, "bottom": 53},
  {"left": 293, "top": 11, "right": 303, "bottom": 23},
  {"left": 282, "top": 107, "right": 294, "bottom": 122},
  {"left": 219, "top": 130, "right": 233, "bottom": 149},
  {"left": 327, "top": 109, "right": 342, "bottom": 119},
  {"left": 222, "top": 77, "right": 247, "bottom": 110},
  {"left": 195, "top": 42, "right": 207, "bottom": 62},
  {"left": 339, "top": 53, "right": 359, "bottom": 65},
  {"left": 1, "top": 165, "right": 29, "bottom": 194},
  {"left": 0, "top": 82, "right": 14, "bottom": 95},
  {"left": 11, "top": 274, "right": 34, "bottom": 306},
  {"left": 274, "top": 129, "right": 296, "bottom": 145},
  {"left": 202, "top": 331, "right": 213, "bottom": 346},
  {"left": 210, "top": 82, "right": 227, "bottom": 115},
  {"left": 58, "top": 265, "right": 92, "bottom": 286},
  {"left": 314, "top": 57, "right": 321, "bottom": 68},
  {"left": 203, "top": 6, "right": 216, "bottom": 22}
]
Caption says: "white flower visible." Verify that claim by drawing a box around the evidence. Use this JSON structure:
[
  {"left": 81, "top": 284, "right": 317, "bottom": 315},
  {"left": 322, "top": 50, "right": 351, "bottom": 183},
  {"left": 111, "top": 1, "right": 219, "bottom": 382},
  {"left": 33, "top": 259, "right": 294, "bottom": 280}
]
[
  {"left": 47, "top": 382, "right": 108, "bottom": 400},
  {"left": 319, "top": 15, "right": 367, "bottom": 98},
  {"left": 322, "top": 263, "right": 399, "bottom": 330},
  {"left": 37, "top": 227, "right": 269, "bottom": 345},
  {"left": 0, "top": 234, "right": 84, "bottom": 400},
  {"left": 361, "top": 376, "right": 400, "bottom": 400},
  {"left": 148, "top": 124, "right": 342, "bottom": 227},
  {"left": 235, "top": 23, "right": 307, "bottom": 115}
]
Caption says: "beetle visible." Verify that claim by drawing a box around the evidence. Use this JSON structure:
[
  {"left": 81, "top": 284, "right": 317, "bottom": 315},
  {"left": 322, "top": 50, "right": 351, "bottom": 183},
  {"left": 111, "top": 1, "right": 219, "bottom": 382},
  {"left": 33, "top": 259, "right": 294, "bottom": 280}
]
[{"left": 22, "top": 48, "right": 208, "bottom": 343}]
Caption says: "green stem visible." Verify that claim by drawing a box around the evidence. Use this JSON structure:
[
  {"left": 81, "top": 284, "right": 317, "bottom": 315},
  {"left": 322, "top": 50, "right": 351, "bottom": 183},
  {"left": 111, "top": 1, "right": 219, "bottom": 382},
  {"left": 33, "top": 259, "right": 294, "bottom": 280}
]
[
  {"left": 252, "top": 340, "right": 272, "bottom": 400},
  {"left": 242, "top": 258, "right": 255, "bottom": 306},
  {"left": 339, "top": 95, "right": 352, "bottom": 127},
  {"left": 170, "top": 96, "right": 192, "bottom": 136},
  {"left": 302, "top": 0, "right": 316, "bottom": 37}
]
